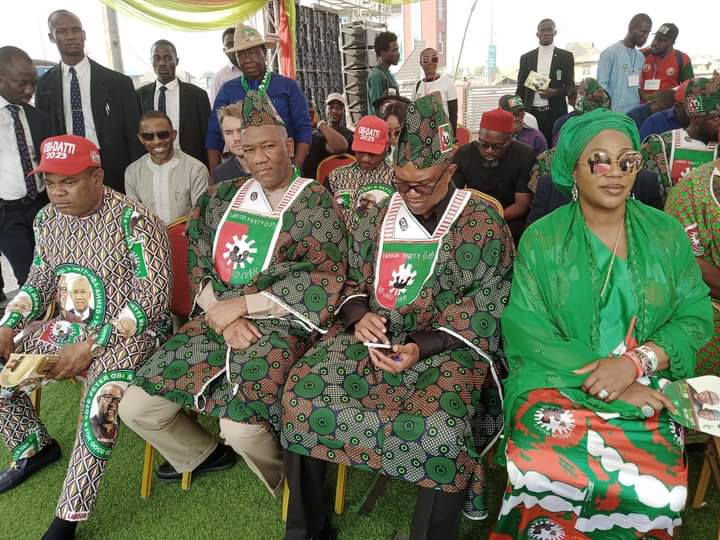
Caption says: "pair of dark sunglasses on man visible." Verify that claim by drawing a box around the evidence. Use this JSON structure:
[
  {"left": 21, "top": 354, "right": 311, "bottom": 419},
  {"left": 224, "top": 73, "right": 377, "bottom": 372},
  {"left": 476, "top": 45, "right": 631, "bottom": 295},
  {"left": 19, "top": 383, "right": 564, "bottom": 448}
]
[
  {"left": 391, "top": 178, "right": 441, "bottom": 196},
  {"left": 582, "top": 150, "right": 643, "bottom": 176},
  {"left": 421, "top": 56, "right": 439, "bottom": 64},
  {"left": 139, "top": 130, "right": 172, "bottom": 142}
]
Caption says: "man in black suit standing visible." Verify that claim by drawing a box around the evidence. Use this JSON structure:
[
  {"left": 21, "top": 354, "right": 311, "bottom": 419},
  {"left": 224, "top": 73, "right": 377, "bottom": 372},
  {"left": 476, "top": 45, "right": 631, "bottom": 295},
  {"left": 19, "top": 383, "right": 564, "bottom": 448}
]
[
  {"left": 136, "top": 40, "right": 211, "bottom": 166},
  {"left": 516, "top": 19, "right": 575, "bottom": 146},
  {"left": 35, "top": 9, "right": 143, "bottom": 194},
  {"left": 0, "top": 46, "right": 51, "bottom": 286}
]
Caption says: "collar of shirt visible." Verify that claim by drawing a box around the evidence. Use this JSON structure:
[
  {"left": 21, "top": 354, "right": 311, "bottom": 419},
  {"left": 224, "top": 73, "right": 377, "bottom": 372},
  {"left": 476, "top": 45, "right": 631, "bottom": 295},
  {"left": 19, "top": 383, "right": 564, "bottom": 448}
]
[
  {"left": 144, "top": 151, "right": 180, "bottom": 173},
  {"left": 61, "top": 55, "right": 90, "bottom": 77},
  {"left": 413, "top": 183, "right": 457, "bottom": 233},
  {"left": 156, "top": 78, "right": 178, "bottom": 92},
  {"left": 538, "top": 44, "right": 555, "bottom": 55},
  {"left": 0, "top": 95, "right": 12, "bottom": 109}
]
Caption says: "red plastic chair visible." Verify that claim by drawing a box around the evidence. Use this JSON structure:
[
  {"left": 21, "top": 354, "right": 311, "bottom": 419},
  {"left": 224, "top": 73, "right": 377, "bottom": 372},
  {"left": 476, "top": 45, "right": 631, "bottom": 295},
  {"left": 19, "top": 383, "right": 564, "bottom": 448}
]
[
  {"left": 456, "top": 125, "right": 471, "bottom": 147},
  {"left": 316, "top": 153, "right": 356, "bottom": 186},
  {"left": 166, "top": 217, "right": 192, "bottom": 318}
]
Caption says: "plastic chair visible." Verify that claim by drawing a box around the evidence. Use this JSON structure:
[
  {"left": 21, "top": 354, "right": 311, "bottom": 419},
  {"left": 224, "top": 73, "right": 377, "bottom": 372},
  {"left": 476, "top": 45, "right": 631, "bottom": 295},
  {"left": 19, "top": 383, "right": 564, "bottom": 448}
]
[
  {"left": 140, "top": 216, "right": 192, "bottom": 498},
  {"left": 456, "top": 125, "right": 471, "bottom": 147},
  {"left": 281, "top": 463, "right": 348, "bottom": 521},
  {"left": 691, "top": 436, "right": 720, "bottom": 539},
  {"left": 316, "top": 153, "right": 355, "bottom": 186},
  {"left": 466, "top": 189, "right": 504, "bottom": 218}
]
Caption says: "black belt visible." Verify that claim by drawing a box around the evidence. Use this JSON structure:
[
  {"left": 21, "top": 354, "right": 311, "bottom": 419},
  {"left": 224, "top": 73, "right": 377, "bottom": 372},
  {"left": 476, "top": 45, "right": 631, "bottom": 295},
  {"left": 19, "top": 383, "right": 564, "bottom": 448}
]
[
  {"left": 0, "top": 194, "right": 44, "bottom": 208},
  {"left": 531, "top": 106, "right": 550, "bottom": 112}
]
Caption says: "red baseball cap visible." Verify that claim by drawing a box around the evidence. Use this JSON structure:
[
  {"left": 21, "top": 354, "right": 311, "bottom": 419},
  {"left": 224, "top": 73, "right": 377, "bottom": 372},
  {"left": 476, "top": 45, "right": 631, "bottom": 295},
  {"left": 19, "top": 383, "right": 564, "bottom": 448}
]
[
  {"left": 352, "top": 115, "right": 388, "bottom": 154},
  {"left": 29, "top": 135, "right": 102, "bottom": 176},
  {"left": 480, "top": 108, "right": 514, "bottom": 134},
  {"left": 675, "top": 80, "right": 690, "bottom": 105}
]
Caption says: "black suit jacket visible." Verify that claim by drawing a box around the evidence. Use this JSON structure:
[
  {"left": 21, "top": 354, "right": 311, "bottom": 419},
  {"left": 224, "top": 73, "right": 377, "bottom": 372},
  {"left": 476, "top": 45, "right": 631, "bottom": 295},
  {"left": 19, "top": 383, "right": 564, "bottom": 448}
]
[
  {"left": 527, "top": 170, "right": 663, "bottom": 226},
  {"left": 34, "top": 59, "right": 144, "bottom": 193},
  {"left": 21, "top": 103, "right": 51, "bottom": 162},
  {"left": 516, "top": 47, "right": 575, "bottom": 120},
  {"left": 137, "top": 80, "right": 211, "bottom": 166}
]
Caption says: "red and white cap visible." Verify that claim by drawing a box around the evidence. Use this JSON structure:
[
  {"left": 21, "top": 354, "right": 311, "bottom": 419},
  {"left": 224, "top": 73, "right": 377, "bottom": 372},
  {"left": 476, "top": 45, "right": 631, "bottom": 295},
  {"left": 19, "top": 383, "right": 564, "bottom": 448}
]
[
  {"left": 29, "top": 135, "right": 102, "bottom": 176},
  {"left": 352, "top": 115, "right": 388, "bottom": 155}
]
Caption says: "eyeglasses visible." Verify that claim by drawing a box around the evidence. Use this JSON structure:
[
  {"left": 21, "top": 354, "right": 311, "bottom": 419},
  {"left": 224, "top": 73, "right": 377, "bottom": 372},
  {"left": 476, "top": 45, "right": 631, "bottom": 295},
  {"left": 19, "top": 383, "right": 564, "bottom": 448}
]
[
  {"left": 99, "top": 394, "right": 122, "bottom": 404},
  {"left": 139, "top": 131, "right": 171, "bottom": 142},
  {"left": 581, "top": 151, "right": 644, "bottom": 176},
  {"left": 392, "top": 178, "right": 441, "bottom": 196},
  {"left": 421, "top": 57, "right": 439, "bottom": 64},
  {"left": 477, "top": 139, "right": 509, "bottom": 152}
]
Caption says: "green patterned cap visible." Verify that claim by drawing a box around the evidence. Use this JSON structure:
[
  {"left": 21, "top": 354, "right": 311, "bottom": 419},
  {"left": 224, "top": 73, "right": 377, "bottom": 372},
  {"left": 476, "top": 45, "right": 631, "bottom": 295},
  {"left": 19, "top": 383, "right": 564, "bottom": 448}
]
[
  {"left": 395, "top": 92, "right": 454, "bottom": 168},
  {"left": 240, "top": 90, "right": 285, "bottom": 129},
  {"left": 685, "top": 78, "right": 720, "bottom": 117},
  {"left": 575, "top": 78, "right": 611, "bottom": 113}
]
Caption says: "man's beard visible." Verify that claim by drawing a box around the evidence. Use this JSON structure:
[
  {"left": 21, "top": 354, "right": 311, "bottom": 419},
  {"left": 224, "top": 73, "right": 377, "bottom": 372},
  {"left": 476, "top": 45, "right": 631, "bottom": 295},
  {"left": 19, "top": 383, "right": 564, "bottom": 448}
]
[{"left": 481, "top": 158, "right": 500, "bottom": 168}]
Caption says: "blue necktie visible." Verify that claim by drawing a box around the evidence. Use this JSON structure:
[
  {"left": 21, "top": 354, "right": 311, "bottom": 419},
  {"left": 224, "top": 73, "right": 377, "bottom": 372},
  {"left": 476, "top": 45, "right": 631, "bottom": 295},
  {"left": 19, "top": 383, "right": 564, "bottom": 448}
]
[
  {"left": 6, "top": 104, "right": 38, "bottom": 199},
  {"left": 69, "top": 66, "right": 85, "bottom": 137},
  {"left": 158, "top": 85, "right": 167, "bottom": 113}
]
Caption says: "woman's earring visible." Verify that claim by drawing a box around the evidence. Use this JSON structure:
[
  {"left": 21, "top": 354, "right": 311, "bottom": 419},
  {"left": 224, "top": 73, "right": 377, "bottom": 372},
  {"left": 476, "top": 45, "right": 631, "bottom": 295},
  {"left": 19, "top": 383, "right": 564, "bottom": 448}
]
[{"left": 571, "top": 184, "right": 579, "bottom": 202}]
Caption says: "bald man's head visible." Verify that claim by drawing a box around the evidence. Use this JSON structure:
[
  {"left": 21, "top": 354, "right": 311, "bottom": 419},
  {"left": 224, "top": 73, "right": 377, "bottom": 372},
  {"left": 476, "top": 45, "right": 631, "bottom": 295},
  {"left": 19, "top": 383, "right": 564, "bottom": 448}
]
[{"left": 0, "top": 46, "right": 36, "bottom": 104}]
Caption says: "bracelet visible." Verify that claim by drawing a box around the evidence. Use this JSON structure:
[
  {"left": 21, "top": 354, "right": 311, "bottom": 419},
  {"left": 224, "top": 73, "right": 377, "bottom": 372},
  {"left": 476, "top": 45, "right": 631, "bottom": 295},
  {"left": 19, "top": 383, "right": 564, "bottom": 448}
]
[
  {"left": 635, "top": 345, "right": 659, "bottom": 375},
  {"left": 622, "top": 351, "right": 644, "bottom": 378},
  {"left": 316, "top": 120, "right": 327, "bottom": 129}
]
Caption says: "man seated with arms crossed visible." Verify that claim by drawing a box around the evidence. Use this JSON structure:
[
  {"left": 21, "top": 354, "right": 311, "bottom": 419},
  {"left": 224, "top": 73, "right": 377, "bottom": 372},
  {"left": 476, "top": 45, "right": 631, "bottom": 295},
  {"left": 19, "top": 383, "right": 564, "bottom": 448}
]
[
  {"left": 453, "top": 107, "right": 534, "bottom": 243},
  {"left": 327, "top": 115, "right": 393, "bottom": 226},
  {"left": 280, "top": 93, "right": 515, "bottom": 540},
  {"left": 125, "top": 111, "right": 209, "bottom": 224},
  {"left": 120, "top": 91, "right": 347, "bottom": 499},
  {"left": 0, "top": 135, "right": 171, "bottom": 539},
  {"left": 212, "top": 103, "right": 250, "bottom": 183}
]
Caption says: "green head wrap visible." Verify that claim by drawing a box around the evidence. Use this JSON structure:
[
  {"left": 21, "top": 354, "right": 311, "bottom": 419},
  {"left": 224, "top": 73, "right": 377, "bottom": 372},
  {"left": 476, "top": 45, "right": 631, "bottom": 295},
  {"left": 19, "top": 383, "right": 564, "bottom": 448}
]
[
  {"left": 240, "top": 90, "right": 285, "bottom": 129},
  {"left": 551, "top": 108, "right": 641, "bottom": 195}
]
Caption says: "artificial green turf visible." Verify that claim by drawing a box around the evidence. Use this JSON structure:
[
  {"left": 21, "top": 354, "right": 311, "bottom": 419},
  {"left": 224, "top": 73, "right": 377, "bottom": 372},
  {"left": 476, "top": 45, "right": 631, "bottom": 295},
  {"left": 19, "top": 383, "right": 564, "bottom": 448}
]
[{"left": 0, "top": 382, "right": 717, "bottom": 539}]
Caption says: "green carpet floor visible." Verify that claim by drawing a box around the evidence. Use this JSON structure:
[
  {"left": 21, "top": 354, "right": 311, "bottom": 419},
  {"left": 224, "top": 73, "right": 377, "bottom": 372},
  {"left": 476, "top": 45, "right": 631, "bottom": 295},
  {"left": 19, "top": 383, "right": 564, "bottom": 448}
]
[{"left": 0, "top": 382, "right": 717, "bottom": 539}]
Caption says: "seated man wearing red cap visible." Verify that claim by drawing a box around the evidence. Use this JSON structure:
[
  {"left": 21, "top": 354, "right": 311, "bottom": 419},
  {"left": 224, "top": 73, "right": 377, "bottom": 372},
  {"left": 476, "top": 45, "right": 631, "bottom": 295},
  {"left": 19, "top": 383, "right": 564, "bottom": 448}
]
[
  {"left": 0, "top": 135, "right": 172, "bottom": 539},
  {"left": 281, "top": 93, "right": 514, "bottom": 540},
  {"left": 452, "top": 107, "right": 535, "bottom": 242},
  {"left": 327, "top": 115, "right": 394, "bottom": 226}
]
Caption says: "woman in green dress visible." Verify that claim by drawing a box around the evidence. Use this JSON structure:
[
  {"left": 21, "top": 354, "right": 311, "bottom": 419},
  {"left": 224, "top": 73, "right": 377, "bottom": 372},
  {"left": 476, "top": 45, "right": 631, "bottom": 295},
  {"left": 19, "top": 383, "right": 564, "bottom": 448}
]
[{"left": 492, "top": 108, "right": 713, "bottom": 540}]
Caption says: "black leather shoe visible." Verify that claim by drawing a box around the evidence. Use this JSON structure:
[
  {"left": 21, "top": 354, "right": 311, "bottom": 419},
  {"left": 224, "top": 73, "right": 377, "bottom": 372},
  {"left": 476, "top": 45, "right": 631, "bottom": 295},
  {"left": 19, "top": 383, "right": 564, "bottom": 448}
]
[
  {"left": 0, "top": 439, "right": 61, "bottom": 493},
  {"left": 41, "top": 517, "right": 77, "bottom": 540},
  {"left": 156, "top": 443, "right": 236, "bottom": 481}
]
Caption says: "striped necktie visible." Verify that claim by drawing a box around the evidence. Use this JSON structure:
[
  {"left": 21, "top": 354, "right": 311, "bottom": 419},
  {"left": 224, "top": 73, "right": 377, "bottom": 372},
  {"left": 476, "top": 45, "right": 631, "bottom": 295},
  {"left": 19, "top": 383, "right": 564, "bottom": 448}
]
[{"left": 6, "top": 104, "right": 38, "bottom": 199}]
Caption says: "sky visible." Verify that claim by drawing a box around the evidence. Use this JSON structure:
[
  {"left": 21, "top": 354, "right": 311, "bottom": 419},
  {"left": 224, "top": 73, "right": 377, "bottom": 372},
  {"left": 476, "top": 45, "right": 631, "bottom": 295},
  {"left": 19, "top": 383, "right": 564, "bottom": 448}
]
[{"left": 1, "top": 0, "right": 718, "bottom": 79}]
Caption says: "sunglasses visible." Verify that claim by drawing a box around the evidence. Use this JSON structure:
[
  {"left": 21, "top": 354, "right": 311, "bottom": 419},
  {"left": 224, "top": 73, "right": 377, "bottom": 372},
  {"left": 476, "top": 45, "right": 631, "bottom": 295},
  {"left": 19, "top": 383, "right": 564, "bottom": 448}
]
[
  {"left": 478, "top": 140, "right": 509, "bottom": 152},
  {"left": 582, "top": 151, "right": 643, "bottom": 176},
  {"left": 139, "top": 131, "right": 171, "bottom": 141},
  {"left": 422, "top": 57, "right": 439, "bottom": 64},
  {"left": 392, "top": 178, "right": 441, "bottom": 196}
]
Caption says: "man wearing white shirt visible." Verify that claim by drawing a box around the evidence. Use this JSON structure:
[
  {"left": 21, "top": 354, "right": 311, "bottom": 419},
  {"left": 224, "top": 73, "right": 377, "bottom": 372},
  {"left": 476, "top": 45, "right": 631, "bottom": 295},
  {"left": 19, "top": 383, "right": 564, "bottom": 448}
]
[
  {"left": 137, "top": 40, "right": 211, "bottom": 167},
  {"left": 125, "top": 111, "right": 208, "bottom": 225},
  {"left": 412, "top": 48, "right": 458, "bottom": 135},
  {"left": 35, "top": 9, "right": 143, "bottom": 194},
  {"left": 515, "top": 19, "right": 575, "bottom": 145},
  {"left": 0, "top": 46, "right": 50, "bottom": 286},
  {"left": 209, "top": 27, "right": 242, "bottom": 105}
]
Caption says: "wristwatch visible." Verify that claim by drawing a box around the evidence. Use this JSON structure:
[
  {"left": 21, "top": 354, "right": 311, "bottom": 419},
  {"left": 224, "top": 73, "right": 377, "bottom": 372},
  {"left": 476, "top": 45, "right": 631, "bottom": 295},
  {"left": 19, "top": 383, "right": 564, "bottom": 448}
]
[{"left": 316, "top": 120, "right": 327, "bottom": 129}]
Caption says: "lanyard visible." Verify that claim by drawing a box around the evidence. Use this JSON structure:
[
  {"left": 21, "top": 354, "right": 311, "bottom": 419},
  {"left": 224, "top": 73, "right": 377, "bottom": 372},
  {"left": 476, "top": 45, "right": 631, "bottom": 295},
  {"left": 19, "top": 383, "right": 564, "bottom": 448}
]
[
  {"left": 241, "top": 70, "right": 272, "bottom": 95},
  {"left": 626, "top": 47, "right": 638, "bottom": 73}
]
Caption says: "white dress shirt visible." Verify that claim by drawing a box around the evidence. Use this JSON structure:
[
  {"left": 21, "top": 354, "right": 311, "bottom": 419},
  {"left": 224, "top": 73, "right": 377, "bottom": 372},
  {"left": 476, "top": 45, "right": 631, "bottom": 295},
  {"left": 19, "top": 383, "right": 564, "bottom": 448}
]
[
  {"left": 210, "top": 64, "right": 242, "bottom": 105},
  {"left": 153, "top": 78, "right": 180, "bottom": 149},
  {"left": 61, "top": 56, "right": 98, "bottom": 146},
  {"left": 0, "top": 96, "right": 42, "bottom": 200},
  {"left": 532, "top": 44, "right": 555, "bottom": 107}
]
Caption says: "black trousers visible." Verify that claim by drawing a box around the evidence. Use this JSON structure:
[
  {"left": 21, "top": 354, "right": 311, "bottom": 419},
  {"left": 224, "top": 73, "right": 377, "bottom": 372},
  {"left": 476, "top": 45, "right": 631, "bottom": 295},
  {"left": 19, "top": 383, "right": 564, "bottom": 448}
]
[
  {"left": 529, "top": 106, "right": 557, "bottom": 147},
  {"left": 283, "top": 450, "right": 465, "bottom": 540},
  {"left": 0, "top": 192, "right": 48, "bottom": 286}
]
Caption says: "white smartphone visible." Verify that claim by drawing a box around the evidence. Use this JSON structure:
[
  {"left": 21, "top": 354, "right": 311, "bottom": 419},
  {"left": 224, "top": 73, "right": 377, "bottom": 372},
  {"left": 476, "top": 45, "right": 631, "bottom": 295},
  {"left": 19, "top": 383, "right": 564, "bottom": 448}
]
[{"left": 363, "top": 342, "right": 392, "bottom": 349}]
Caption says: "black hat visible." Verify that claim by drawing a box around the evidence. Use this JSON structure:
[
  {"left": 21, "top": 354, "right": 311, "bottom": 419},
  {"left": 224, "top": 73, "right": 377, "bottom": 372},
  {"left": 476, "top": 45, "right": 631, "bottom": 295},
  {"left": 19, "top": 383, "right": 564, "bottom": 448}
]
[{"left": 655, "top": 23, "right": 679, "bottom": 41}]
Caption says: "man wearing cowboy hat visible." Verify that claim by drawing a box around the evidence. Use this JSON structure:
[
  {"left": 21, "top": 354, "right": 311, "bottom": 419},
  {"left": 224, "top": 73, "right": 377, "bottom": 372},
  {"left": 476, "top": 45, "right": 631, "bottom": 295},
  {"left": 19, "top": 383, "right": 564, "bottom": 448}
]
[{"left": 206, "top": 24, "right": 312, "bottom": 174}]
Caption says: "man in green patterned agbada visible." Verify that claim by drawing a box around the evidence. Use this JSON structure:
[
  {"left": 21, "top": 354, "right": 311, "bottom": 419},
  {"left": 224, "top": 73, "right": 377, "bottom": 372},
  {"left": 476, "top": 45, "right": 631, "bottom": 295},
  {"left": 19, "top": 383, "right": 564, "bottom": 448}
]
[
  {"left": 120, "top": 91, "right": 347, "bottom": 499},
  {"left": 280, "top": 92, "right": 515, "bottom": 540}
]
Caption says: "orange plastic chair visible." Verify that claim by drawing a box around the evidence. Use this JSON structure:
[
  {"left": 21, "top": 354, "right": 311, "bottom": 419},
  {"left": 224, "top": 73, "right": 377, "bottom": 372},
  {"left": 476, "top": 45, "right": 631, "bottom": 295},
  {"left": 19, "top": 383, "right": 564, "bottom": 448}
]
[
  {"left": 456, "top": 125, "right": 471, "bottom": 147},
  {"left": 140, "top": 216, "right": 193, "bottom": 497},
  {"left": 466, "top": 188, "right": 504, "bottom": 218},
  {"left": 316, "top": 153, "right": 356, "bottom": 186}
]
